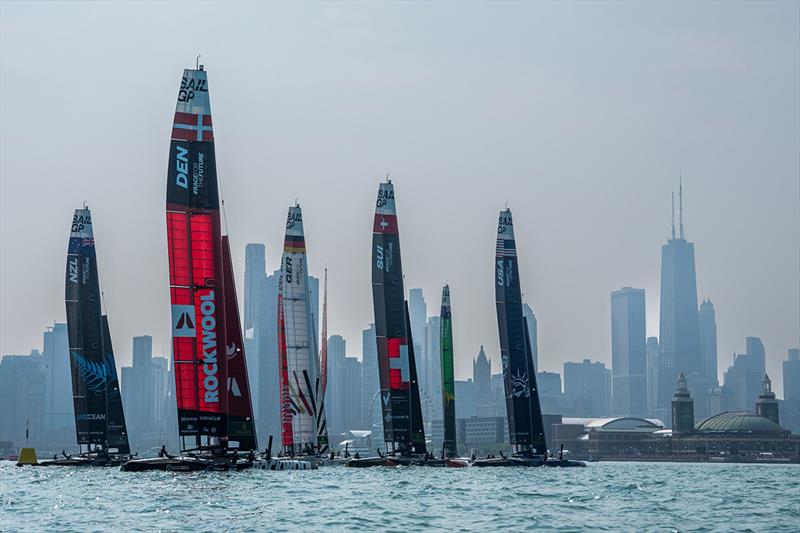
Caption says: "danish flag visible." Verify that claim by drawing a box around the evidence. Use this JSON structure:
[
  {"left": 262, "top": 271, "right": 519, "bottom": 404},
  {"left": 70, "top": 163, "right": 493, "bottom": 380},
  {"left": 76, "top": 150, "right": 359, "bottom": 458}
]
[{"left": 171, "top": 111, "right": 214, "bottom": 142}]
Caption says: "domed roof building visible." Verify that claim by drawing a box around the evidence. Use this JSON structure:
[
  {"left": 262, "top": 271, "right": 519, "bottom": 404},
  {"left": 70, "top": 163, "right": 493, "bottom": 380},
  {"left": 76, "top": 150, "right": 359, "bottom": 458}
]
[{"left": 695, "top": 411, "right": 789, "bottom": 437}]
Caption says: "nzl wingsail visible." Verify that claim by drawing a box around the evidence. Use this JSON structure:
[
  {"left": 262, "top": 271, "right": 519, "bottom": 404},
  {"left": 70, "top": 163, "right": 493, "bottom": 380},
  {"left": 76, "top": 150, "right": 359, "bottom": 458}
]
[
  {"left": 495, "top": 208, "right": 547, "bottom": 457},
  {"left": 278, "top": 204, "right": 329, "bottom": 456},
  {"left": 65, "top": 207, "right": 130, "bottom": 458},
  {"left": 165, "top": 66, "right": 257, "bottom": 453},
  {"left": 371, "top": 180, "right": 427, "bottom": 456},
  {"left": 440, "top": 285, "right": 457, "bottom": 458}
]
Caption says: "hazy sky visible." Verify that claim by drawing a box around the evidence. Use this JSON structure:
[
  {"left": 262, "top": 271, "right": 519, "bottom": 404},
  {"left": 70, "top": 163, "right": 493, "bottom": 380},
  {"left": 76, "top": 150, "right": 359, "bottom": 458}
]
[{"left": 1, "top": 1, "right": 798, "bottom": 396}]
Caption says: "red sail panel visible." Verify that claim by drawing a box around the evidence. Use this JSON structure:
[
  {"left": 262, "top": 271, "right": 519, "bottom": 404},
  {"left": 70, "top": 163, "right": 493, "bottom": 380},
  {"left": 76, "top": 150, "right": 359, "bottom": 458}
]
[
  {"left": 221, "top": 236, "right": 258, "bottom": 450},
  {"left": 165, "top": 67, "right": 227, "bottom": 441}
]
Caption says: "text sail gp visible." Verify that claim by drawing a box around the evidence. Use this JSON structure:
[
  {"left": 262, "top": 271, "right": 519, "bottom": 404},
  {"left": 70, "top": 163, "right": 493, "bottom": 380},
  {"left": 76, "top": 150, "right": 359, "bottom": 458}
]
[{"left": 165, "top": 65, "right": 228, "bottom": 445}]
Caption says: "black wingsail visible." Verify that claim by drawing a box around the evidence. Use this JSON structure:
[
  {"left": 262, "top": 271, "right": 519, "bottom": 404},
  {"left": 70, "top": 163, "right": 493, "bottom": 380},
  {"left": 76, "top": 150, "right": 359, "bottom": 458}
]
[
  {"left": 102, "top": 316, "right": 130, "bottom": 454},
  {"left": 371, "top": 179, "right": 426, "bottom": 455},
  {"left": 405, "top": 301, "right": 427, "bottom": 455},
  {"left": 495, "top": 208, "right": 546, "bottom": 456},
  {"left": 66, "top": 207, "right": 129, "bottom": 454}
]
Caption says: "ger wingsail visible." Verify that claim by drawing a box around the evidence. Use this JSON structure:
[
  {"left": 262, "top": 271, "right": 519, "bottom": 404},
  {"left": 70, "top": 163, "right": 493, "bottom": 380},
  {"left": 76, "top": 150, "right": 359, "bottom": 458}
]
[
  {"left": 47, "top": 206, "right": 130, "bottom": 467},
  {"left": 278, "top": 204, "right": 329, "bottom": 456}
]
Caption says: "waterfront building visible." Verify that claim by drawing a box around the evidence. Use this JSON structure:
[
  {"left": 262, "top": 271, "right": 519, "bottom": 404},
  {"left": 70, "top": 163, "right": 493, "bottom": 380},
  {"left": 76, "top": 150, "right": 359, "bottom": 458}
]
[
  {"left": 756, "top": 374, "right": 779, "bottom": 425},
  {"left": 564, "top": 358, "right": 611, "bottom": 417},
  {"left": 473, "top": 346, "right": 493, "bottom": 417},
  {"left": 611, "top": 287, "right": 647, "bottom": 417},
  {"left": 671, "top": 373, "right": 694, "bottom": 435},
  {"left": 522, "top": 303, "right": 538, "bottom": 372},
  {"left": 657, "top": 186, "right": 702, "bottom": 413}
]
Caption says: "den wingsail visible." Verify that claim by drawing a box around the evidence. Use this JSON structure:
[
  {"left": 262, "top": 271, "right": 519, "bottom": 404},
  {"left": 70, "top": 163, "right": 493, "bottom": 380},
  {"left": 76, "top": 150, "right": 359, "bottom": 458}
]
[
  {"left": 473, "top": 208, "right": 584, "bottom": 467},
  {"left": 122, "top": 65, "right": 262, "bottom": 472},
  {"left": 42, "top": 206, "right": 131, "bottom": 467},
  {"left": 278, "top": 204, "right": 329, "bottom": 457}
]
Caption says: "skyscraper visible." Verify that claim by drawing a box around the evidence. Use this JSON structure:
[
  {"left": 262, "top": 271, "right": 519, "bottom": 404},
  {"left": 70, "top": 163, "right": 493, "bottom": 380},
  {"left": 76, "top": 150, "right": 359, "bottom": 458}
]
[
  {"left": 424, "top": 316, "right": 442, "bottom": 423},
  {"left": 611, "top": 287, "right": 647, "bottom": 417},
  {"left": 360, "top": 324, "right": 379, "bottom": 430},
  {"left": 408, "top": 288, "right": 428, "bottom": 401},
  {"left": 243, "top": 243, "right": 266, "bottom": 417},
  {"left": 563, "top": 359, "right": 611, "bottom": 418},
  {"left": 522, "top": 303, "right": 539, "bottom": 372},
  {"left": 723, "top": 337, "right": 767, "bottom": 412},
  {"left": 473, "top": 346, "right": 493, "bottom": 417},
  {"left": 41, "top": 322, "right": 74, "bottom": 447},
  {"left": 781, "top": 349, "right": 800, "bottom": 431},
  {"left": 698, "top": 299, "right": 718, "bottom": 387},
  {"left": 646, "top": 337, "right": 659, "bottom": 417},
  {"left": 326, "top": 335, "right": 347, "bottom": 435},
  {"left": 658, "top": 185, "right": 702, "bottom": 412}
]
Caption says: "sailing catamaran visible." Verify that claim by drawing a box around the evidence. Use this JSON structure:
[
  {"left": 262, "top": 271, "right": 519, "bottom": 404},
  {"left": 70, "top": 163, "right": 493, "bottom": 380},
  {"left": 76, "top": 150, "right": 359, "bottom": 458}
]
[
  {"left": 40, "top": 207, "right": 131, "bottom": 467},
  {"left": 473, "top": 208, "right": 584, "bottom": 467},
  {"left": 277, "top": 203, "right": 329, "bottom": 459},
  {"left": 439, "top": 286, "right": 458, "bottom": 459},
  {"left": 347, "top": 179, "right": 429, "bottom": 467},
  {"left": 122, "top": 65, "right": 259, "bottom": 472}
]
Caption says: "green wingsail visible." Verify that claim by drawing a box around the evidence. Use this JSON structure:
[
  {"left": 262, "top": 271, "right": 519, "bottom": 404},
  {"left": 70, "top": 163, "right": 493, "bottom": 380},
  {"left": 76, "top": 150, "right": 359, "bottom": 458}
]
[{"left": 440, "top": 285, "right": 457, "bottom": 458}]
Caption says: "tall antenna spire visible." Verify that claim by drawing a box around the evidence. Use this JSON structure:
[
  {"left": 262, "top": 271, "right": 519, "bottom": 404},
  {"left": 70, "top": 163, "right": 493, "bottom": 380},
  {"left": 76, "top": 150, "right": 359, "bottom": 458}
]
[
  {"left": 671, "top": 191, "right": 676, "bottom": 240},
  {"left": 679, "top": 174, "right": 684, "bottom": 239}
]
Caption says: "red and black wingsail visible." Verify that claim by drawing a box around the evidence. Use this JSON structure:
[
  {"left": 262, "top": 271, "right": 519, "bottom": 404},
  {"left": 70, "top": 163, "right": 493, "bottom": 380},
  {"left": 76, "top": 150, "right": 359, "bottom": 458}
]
[
  {"left": 166, "top": 67, "right": 227, "bottom": 443},
  {"left": 495, "top": 208, "right": 546, "bottom": 455},
  {"left": 221, "top": 236, "right": 257, "bottom": 451},
  {"left": 65, "top": 207, "right": 129, "bottom": 454},
  {"left": 371, "top": 180, "right": 426, "bottom": 455}
]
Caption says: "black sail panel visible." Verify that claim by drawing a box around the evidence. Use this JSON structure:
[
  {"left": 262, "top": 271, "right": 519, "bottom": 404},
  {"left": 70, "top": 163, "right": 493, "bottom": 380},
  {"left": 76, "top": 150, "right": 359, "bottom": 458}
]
[
  {"left": 101, "top": 315, "right": 130, "bottom": 454},
  {"left": 405, "top": 301, "right": 427, "bottom": 455},
  {"left": 523, "top": 319, "right": 547, "bottom": 454},
  {"left": 66, "top": 207, "right": 108, "bottom": 447}
]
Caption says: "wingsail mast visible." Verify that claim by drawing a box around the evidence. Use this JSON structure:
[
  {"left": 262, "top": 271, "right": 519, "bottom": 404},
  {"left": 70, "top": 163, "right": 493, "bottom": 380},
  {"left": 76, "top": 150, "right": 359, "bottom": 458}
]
[
  {"left": 439, "top": 285, "right": 457, "bottom": 458},
  {"left": 320, "top": 268, "right": 328, "bottom": 400},
  {"left": 371, "top": 179, "right": 427, "bottom": 456},
  {"left": 495, "top": 208, "right": 546, "bottom": 457},
  {"left": 65, "top": 206, "right": 130, "bottom": 456},
  {"left": 165, "top": 65, "right": 228, "bottom": 451},
  {"left": 278, "top": 203, "right": 329, "bottom": 455},
  {"left": 221, "top": 236, "right": 258, "bottom": 451}
]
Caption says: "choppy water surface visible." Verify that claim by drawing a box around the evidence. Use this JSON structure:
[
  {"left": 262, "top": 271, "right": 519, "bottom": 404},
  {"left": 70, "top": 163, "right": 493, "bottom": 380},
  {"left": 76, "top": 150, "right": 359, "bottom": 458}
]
[{"left": 1, "top": 461, "right": 798, "bottom": 532}]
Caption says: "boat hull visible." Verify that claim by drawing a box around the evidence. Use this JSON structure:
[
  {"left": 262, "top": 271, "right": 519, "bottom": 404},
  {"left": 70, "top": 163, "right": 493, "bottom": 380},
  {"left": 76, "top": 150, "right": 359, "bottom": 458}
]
[{"left": 120, "top": 455, "right": 254, "bottom": 472}]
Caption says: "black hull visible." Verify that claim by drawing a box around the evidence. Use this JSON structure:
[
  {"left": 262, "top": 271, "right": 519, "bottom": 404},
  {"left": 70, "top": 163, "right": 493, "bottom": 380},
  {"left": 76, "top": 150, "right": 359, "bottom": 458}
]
[
  {"left": 121, "top": 455, "right": 254, "bottom": 472},
  {"left": 472, "top": 457, "right": 544, "bottom": 467},
  {"left": 38, "top": 453, "right": 129, "bottom": 467},
  {"left": 345, "top": 456, "right": 454, "bottom": 468}
]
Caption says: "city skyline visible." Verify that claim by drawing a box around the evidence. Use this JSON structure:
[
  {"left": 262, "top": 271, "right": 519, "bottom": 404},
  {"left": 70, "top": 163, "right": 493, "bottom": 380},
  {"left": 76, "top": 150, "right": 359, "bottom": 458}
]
[{"left": 1, "top": 2, "right": 798, "bottom": 396}]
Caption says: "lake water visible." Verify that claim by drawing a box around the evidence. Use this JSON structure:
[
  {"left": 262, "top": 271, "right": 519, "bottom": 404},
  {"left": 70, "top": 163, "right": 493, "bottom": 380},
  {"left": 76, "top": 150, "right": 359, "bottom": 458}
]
[{"left": 1, "top": 461, "right": 798, "bottom": 532}]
